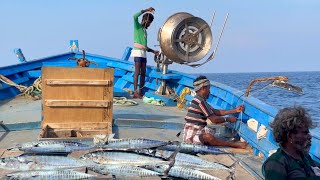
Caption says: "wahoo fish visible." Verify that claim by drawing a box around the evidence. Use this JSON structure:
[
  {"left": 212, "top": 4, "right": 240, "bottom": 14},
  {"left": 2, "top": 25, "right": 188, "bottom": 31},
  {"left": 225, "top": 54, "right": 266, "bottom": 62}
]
[
  {"left": 0, "top": 154, "right": 92, "bottom": 170},
  {"left": 102, "top": 138, "right": 171, "bottom": 150},
  {"left": 137, "top": 149, "right": 234, "bottom": 172},
  {"left": 6, "top": 170, "right": 95, "bottom": 180},
  {"left": 8, "top": 140, "right": 94, "bottom": 153},
  {"left": 95, "top": 134, "right": 171, "bottom": 150},
  {"left": 143, "top": 164, "right": 221, "bottom": 180},
  {"left": 89, "top": 164, "right": 160, "bottom": 177},
  {"left": 80, "top": 150, "right": 166, "bottom": 166},
  {"left": 158, "top": 141, "right": 229, "bottom": 155}
]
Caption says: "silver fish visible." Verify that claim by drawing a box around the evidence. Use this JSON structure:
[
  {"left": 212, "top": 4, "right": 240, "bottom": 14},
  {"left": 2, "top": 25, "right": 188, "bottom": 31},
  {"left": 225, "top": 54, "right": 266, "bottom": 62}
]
[
  {"left": 0, "top": 154, "right": 92, "bottom": 170},
  {"left": 137, "top": 149, "right": 234, "bottom": 171},
  {"left": 89, "top": 164, "right": 160, "bottom": 177},
  {"left": 102, "top": 138, "right": 170, "bottom": 150},
  {"left": 158, "top": 141, "right": 229, "bottom": 155},
  {"left": 144, "top": 164, "right": 221, "bottom": 180},
  {"left": 80, "top": 150, "right": 166, "bottom": 166},
  {"left": 5, "top": 170, "right": 95, "bottom": 180},
  {"left": 8, "top": 140, "right": 94, "bottom": 153}
]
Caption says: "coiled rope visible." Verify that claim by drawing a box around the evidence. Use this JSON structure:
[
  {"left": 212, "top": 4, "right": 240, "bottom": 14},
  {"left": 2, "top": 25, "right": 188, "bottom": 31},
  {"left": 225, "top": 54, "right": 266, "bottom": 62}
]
[{"left": 0, "top": 74, "right": 42, "bottom": 100}]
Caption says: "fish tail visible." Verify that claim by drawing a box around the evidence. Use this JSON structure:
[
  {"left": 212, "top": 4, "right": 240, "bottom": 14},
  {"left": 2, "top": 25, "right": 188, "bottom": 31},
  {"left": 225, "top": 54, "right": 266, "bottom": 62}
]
[{"left": 226, "top": 159, "right": 239, "bottom": 180}]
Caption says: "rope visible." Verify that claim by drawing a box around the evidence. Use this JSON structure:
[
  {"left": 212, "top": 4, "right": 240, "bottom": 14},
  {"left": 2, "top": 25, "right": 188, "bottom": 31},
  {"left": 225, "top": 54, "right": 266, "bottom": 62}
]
[
  {"left": 0, "top": 74, "right": 42, "bottom": 99},
  {"left": 113, "top": 97, "right": 138, "bottom": 106},
  {"left": 177, "top": 87, "right": 190, "bottom": 109}
]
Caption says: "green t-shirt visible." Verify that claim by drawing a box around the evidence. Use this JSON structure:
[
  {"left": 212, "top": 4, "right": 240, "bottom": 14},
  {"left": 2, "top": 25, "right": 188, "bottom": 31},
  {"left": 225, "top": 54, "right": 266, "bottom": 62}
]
[
  {"left": 133, "top": 11, "right": 147, "bottom": 50},
  {"left": 262, "top": 147, "right": 320, "bottom": 180}
]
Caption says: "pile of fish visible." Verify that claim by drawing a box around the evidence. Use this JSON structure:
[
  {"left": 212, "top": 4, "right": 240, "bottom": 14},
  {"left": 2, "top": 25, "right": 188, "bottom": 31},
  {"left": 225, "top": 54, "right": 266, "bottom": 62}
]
[{"left": 0, "top": 136, "right": 237, "bottom": 179}]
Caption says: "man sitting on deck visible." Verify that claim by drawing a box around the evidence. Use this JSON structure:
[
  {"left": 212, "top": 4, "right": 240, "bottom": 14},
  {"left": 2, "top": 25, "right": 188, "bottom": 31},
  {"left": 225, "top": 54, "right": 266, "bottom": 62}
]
[{"left": 182, "top": 75, "right": 248, "bottom": 149}]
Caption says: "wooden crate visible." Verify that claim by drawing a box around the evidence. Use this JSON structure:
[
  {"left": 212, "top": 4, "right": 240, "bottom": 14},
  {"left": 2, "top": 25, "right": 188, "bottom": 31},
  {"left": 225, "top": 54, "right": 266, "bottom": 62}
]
[{"left": 39, "top": 67, "right": 113, "bottom": 140}]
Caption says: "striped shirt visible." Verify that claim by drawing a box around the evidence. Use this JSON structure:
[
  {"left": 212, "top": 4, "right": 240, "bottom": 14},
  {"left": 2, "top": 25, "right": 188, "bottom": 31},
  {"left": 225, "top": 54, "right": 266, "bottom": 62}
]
[
  {"left": 262, "top": 147, "right": 319, "bottom": 179},
  {"left": 184, "top": 95, "right": 214, "bottom": 126}
]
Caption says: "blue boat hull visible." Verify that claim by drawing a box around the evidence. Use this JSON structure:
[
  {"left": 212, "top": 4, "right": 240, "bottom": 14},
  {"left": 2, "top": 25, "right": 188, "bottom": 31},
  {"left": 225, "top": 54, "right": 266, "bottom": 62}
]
[{"left": 0, "top": 49, "right": 319, "bottom": 163}]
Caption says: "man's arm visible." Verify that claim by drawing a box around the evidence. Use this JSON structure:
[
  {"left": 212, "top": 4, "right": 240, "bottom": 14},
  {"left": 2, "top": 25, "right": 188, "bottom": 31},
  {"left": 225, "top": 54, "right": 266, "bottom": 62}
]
[
  {"left": 207, "top": 114, "right": 237, "bottom": 124},
  {"left": 263, "top": 160, "right": 287, "bottom": 180},
  {"left": 146, "top": 47, "right": 159, "bottom": 55},
  {"left": 133, "top": 7, "right": 155, "bottom": 28},
  {"left": 206, "top": 104, "right": 244, "bottom": 124},
  {"left": 211, "top": 104, "right": 244, "bottom": 116}
]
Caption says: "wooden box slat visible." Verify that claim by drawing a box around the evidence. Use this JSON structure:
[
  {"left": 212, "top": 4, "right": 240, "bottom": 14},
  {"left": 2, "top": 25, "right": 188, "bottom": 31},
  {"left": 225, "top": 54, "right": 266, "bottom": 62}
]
[
  {"left": 39, "top": 122, "right": 112, "bottom": 140},
  {"left": 46, "top": 79, "right": 112, "bottom": 86},
  {"left": 45, "top": 100, "right": 112, "bottom": 107},
  {"left": 40, "top": 67, "right": 114, "bottom": 139}
]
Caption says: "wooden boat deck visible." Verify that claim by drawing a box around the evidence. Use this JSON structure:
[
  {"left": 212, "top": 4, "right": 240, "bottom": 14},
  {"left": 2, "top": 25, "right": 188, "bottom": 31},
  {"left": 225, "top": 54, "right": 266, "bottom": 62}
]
[{"left": 0, "top": 96, "right": 263, "bottom": 179}]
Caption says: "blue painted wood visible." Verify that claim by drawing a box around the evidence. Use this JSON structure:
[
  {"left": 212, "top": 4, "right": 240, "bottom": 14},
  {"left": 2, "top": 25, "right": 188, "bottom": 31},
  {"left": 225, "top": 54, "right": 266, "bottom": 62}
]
[
  {"left": 114, "top": 87, "right": 129, "bottom": 98},
  {"left": 144, "top": 82, "right": 158, "bottom": 91},
  {"left": 177, "top": 76, "right": 194, "bottom": 87},
  {"left": 121, "top": 47, "right": 132, "bottom": 61},
  {"left": 106, "top": 61, "right": 135, "bottom": 72},
  {"left": 69, "top": 40, "right": 79, "bottom": 52},
  {"left": 1, "top": 49, "right": 319, "bottom": 163},
  {"left": 0, "top": 53, "right": 73, "bottom": 76},
  {"left": 114, "top": 69, "right": 127, "bottom": 77},
  {"left": 235, "top": 121, "right": 278, "bottom": 158},
  {"left": 114, "top": 78, "right": 129, "bottom": 90},
  {"left": 149, "top": 71, "right": 182, "bottom": 80},
  {"left": 13, "top": 48, "right": 27, "bottom": 62},
  {"left": 23, "top": 70, "right": 41, "bottom": 78},
  {"left": 0, "top": 76, "right": 30, "bottom": 90}
]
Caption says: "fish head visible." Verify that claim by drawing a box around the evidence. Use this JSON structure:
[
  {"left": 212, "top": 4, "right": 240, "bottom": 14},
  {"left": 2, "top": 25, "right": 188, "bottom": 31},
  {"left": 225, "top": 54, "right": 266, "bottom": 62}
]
[
  {"left": 7, "top": 143, "right": 23, "bottom": 151},
  {"left": 80, "top": 153, "right": 97, "bottom": 160},
  {"left": 0, "top": 157, "right": 21, "bottom": 169},
  {"left": 143, "top": 164, "right": 163, "bottom": 171},
  {"left": 0, "top": 158, "right": 7, "bottom": 166}
]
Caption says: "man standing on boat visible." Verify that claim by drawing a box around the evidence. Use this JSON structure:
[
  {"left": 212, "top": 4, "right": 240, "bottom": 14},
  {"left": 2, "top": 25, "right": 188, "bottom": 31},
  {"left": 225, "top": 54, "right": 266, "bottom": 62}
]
[
  {"left": 132, "top": 7, "right": 159, "bottom": 99},
  {"left": 182, "top": 75, "right": 248, "bottom": 149}
]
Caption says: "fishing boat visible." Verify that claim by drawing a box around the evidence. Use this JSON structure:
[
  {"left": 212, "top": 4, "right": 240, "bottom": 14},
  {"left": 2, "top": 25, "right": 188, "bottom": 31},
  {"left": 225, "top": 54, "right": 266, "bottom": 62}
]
[{"left": 0, "top": 12, "right": 319, "bottom": 180}]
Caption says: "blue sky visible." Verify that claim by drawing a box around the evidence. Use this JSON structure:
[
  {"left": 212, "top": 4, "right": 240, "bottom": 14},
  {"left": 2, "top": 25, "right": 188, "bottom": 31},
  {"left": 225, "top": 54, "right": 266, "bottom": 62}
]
[{"left": 1, "top": 0, "right": 319, "bottom": 73}]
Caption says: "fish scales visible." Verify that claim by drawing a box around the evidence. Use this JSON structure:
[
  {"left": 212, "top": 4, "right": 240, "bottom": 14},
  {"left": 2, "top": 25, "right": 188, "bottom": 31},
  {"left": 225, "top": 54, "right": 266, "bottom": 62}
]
[
  {"left": 81, "top": 150, "right": 166, "bottom": 166},
  {"left": 138, "top": 149, "right": 231, "bottom": 171},
  {"left": 90, "top": 164, "right": 160, "bottom": 177},
  {"left": 6, "top": 170, "right": 95, "bottom": 180},
  {"left": 158, "top": 142, "right": 228, "bottom": 155},
  {"left": 8, "top": 141, "right": 94, "bottom": 153},
  {"left": 1, "top": 154, "right": 92, "bottom": 170},
  {"left": 103, "top": 138, "right": 168, "bottom": 149},
  {"left": 144, "top": 164, "right": 221, "bottom": 180}
]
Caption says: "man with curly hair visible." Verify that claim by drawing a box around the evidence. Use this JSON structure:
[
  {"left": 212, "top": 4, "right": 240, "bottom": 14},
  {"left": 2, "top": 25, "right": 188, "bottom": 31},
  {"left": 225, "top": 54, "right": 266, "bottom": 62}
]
[{"left": 262, "top": 106, "right": 320, "bottom": 179}]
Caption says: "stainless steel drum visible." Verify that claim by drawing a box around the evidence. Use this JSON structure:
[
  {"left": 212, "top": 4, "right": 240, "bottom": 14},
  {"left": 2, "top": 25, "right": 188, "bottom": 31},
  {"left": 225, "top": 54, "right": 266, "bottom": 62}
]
[{"left": 158, "top": 12, "right": 212, "bottom": 64}]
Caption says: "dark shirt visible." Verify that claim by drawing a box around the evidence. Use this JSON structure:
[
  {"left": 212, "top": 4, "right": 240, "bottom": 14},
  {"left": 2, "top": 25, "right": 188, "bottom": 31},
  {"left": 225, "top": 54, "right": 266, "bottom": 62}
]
[
  {"left": 184, "top": 95, "right": 214, "bottom": 126},
  {"left": 262, "top": 147, "right": 320, "bottom": 180}
]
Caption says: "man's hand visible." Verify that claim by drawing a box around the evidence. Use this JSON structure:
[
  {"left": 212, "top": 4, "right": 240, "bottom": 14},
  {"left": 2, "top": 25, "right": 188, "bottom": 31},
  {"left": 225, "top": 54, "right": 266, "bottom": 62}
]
[
  {"left": 153, "top": 50, "right": 159, "bottom": 55},
  {"left": 228, "top": 117, "right": 238, "bottom": 123},
  {"left": 145, "top": 7, "right": 155, "bottom": 13},
  {"left": 235, "top": 104, "right": 245, "bottom": 113}
]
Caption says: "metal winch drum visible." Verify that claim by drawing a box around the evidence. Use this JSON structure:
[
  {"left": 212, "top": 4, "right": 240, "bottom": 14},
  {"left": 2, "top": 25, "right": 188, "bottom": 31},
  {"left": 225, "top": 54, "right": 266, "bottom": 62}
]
[{"left": 158, "top": 12, "right": 213, "bottom": 64}]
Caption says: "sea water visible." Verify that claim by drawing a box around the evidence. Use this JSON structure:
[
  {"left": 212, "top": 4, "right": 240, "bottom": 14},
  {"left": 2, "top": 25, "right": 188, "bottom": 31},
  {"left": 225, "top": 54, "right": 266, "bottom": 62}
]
[{"left": 203, "top": 71, "right": 320, "bottom": 126}]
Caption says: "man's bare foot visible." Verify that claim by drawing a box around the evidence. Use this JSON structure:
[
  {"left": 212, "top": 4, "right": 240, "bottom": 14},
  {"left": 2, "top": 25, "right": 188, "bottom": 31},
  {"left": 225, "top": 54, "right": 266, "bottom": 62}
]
[
  {"left": 232, "top": 141, "right": 248, "bottom": 149},
  {"left": 133, "top": 92, "right": 142, "bottom": 99}
]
